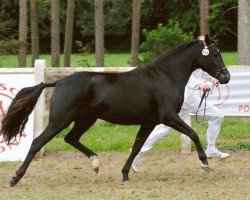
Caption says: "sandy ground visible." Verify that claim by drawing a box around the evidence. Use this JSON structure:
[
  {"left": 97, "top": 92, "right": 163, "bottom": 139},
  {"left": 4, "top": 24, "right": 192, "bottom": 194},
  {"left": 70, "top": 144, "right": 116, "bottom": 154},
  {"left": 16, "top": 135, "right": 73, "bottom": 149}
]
[{"left": 0, "top": 151, "right": 249, "bottom": 200}]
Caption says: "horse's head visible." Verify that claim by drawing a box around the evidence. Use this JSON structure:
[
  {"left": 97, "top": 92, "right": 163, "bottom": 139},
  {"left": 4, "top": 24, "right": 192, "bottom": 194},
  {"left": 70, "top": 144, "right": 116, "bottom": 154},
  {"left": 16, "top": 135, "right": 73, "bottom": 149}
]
[{"left": 195, "top": 34, "right": 231, "bottom": 84}]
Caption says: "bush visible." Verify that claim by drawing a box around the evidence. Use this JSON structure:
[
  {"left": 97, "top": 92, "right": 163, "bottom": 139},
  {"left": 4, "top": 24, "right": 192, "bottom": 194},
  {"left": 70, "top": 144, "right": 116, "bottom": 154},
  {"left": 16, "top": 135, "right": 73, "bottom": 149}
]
[
  {"left": 0, "top": 39, "right": 18, "bottom": 55},
  {"left": 0, "top": 39, "right": 18, "bottom": 67},
  {"left": 140, "top": 20, "right": 193, "bottom": 63}
]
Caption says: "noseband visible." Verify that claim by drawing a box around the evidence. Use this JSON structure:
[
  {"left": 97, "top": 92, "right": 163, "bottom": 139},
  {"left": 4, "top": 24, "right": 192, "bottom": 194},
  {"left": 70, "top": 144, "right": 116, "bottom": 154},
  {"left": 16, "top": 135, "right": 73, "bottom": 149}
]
[{"left": 215, "top": 66, "right": 227, "bottom": 78}]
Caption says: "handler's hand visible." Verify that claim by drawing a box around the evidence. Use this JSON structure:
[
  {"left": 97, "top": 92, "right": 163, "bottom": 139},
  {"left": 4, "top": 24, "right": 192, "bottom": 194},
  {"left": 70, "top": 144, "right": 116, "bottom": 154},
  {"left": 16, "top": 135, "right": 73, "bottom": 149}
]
[
  {"left": 213, "top": 79, "right": 220, "bottom": 87},
  {"left": 200, "top": 82, "right": 212, "bottom": 92}
]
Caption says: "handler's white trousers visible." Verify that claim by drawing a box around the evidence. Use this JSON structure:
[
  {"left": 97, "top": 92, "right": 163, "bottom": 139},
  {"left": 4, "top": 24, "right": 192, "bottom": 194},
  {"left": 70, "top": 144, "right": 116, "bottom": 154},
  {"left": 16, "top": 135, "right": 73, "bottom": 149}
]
[{"left": 141, "top": 97, "right": 224, "bottom": 154}]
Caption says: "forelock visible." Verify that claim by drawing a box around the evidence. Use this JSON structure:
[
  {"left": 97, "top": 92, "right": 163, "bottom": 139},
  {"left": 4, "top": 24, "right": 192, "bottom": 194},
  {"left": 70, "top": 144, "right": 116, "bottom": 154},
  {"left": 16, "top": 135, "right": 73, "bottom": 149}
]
[
  {"left": 198, "top": 36, "right": 206, "bottom": 46},
  {"left": 198, "top": 36, "right": 205, "bottom": 41}
]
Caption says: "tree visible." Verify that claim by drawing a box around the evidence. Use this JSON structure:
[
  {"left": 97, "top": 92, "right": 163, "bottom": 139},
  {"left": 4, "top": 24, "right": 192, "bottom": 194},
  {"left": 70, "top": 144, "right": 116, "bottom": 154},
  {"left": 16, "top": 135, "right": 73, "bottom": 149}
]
[
  {"left": 140, "top": 21, "right": 193, "bottom": 63},
  {"left": 95, "top": 0, "right": 104, "bottom": 67},
  {"left": 238, "top": 0, "right": 250, "bottom": 64},
  {"left": 30, "top": 0, "right": 39, "bottom": 67},
  {"left": 51, "top": 0, "right": 60, "bottom": 67},
  {"left": 18, "top": 0, "right": 28, "bottom": 68},
  {"left": 199, "top": 0, "right": 210, "bottom": 35},
  {"left": 63, "top": 0, "right": 75, "bottom": 67},
  {"left": 131, "top": 0, "right": 141, "bottom": 67},
  {"left": 0, "top": 0, "right": 239, "bottom": 55},
  {"left": 75, "top": 0, "right": 132, "bottom": 36}
]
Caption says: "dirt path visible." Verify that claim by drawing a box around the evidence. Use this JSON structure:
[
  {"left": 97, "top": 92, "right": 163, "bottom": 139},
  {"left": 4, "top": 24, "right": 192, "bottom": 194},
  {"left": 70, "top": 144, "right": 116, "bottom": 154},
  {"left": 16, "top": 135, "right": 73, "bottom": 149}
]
[{"left": 0, "top": 151, "right": 249, "bottom": 200}]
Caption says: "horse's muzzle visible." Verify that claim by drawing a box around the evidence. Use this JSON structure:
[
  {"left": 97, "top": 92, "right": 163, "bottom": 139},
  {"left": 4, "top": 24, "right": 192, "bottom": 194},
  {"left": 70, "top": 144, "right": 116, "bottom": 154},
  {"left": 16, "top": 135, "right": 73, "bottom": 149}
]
[{"left": 218, "top": 73, "right": 231, "bottom": 84}]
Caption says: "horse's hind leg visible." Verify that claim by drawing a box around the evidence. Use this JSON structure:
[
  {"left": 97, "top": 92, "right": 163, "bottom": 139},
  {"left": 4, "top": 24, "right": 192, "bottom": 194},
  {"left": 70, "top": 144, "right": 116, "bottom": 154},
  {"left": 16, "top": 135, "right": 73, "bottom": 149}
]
[
  {"left": 122, "top": 123, "right": 155, "bottom": 181},
  {"left": 64, "top": 118, "right": 99, "bottom": 173},
  {"left": 10, "top": 122, "right": 69, "bottom": 187}
]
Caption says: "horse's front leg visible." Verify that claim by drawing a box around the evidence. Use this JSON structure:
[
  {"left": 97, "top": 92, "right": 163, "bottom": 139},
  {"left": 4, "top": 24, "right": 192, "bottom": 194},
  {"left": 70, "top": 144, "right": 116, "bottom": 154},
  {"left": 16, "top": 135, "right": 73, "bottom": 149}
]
[
  {"left": 122, "top": 124, "right": 155, "bottom": 181},
  {"left": 164, "top": 114, "right": 209, "bottom": 172}
]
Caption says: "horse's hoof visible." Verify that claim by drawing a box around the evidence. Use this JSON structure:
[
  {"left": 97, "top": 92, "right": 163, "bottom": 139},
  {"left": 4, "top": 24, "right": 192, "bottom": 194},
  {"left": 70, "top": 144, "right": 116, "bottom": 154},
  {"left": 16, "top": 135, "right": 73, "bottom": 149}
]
[
  {"left": 10, "top": 177, "right": 17, "bottom": 187},
  {"left": 122, "top": 174, "right": 129, "bottom": 181},
  {"left": 201, "top": 164, "right": 209, "bottom": 173},
  {"left": 90, "top": 155, "right": 99, "bottom": 174},
  {"left": 92, "top": 165, "right": 99, "bottom": 174}
]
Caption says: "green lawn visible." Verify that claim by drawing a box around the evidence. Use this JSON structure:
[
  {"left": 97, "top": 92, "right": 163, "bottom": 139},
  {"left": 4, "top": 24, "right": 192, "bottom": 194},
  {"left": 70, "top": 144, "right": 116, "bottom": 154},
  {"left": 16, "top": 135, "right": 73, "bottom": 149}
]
[
  {"left": 0, "top": 53, "right": 131, "bottom": 68},
  {"left": 221, "top": 52, "right": 238, "bottom": 66},
  {"left": 45, "top": 118, "right": 250, "bottom": 153},
  {"left": 0, "top": 51, "right": 237, "bottom": 68}
]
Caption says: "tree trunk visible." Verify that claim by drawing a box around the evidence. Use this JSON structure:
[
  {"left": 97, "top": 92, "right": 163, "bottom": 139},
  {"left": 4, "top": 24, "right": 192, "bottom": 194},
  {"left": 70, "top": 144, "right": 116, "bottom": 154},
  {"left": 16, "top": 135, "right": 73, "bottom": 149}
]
[
  {"left": 63, "top": 0, "right": 75, "bottom": 67},
  {"left": 131, "top": 0, "right": 141, "bottom": 67},
  {"left": 51, "top": 0, "right": 60, "bottom": 67},
  {"left": 30, "top": 0, "right": 39, "bottom": 67},
  {"left": 18, "top": 0, "right": 28, "bottom": 68},
  {"left": 95, "top": 0, "right": 104, "bottom": 67},
  {"left": 199, "top": 0, "right": 210, "bottom": 35},
  {"left": 238, "top": 0, "right": 250, "bottom": 65}
]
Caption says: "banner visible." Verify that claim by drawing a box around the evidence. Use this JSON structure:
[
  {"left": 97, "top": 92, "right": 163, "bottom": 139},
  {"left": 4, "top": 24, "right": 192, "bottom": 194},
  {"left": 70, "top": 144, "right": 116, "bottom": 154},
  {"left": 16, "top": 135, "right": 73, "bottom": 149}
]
[
  {"left": 201, "top": 66, "right": 250, "bottom": 116},
  {"left": 0, "top": 72, "right": 35, "bottom": 161}
]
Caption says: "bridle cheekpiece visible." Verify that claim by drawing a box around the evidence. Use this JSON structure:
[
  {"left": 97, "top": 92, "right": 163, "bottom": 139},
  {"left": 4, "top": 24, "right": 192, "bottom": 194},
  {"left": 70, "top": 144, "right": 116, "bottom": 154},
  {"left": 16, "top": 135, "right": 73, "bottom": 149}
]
[{"left": 198, "top": 36, "right": 227, "bottom": 78}]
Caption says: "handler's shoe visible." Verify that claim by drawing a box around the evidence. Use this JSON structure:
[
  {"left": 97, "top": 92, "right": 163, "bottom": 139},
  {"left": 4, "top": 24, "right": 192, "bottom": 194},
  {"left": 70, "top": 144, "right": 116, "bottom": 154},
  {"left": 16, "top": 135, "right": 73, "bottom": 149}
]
[
  {"left": 131, "top": 152, "right": 144, "bottom": 173},
  {"left": 206, "top": 149, "right": 229, "bottom": 159}
]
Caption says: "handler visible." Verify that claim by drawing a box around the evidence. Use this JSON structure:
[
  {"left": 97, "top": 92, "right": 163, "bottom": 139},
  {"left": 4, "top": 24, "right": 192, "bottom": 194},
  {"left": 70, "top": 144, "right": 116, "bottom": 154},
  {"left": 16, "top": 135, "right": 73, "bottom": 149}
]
[{"left": 132, "top": 68, "right": 229, "bottom": 172}]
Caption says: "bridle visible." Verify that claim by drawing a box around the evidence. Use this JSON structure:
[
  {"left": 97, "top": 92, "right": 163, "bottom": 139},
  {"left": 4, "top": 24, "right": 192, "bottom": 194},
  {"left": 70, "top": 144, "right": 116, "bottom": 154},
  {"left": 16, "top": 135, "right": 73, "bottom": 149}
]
[
  {"left": 215, "top": 66, "right": 227, "bottom": 79},
  {"left": 201, "top": 41, "right": 228, "bottom": 79}
]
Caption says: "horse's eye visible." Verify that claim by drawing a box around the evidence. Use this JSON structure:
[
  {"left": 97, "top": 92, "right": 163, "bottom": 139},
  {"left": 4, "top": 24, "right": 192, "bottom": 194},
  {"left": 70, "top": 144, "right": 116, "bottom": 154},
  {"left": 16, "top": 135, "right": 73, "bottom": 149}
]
[{"left": 214, "top": 53, "right": 219, "bottom": 57}]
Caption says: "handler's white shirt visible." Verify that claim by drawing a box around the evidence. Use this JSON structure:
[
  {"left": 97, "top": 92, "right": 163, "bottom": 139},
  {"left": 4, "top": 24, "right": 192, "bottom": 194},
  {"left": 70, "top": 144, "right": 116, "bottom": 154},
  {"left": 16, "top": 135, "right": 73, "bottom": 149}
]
[{"left": 183, "top": 69, "right": 214, "bottom": 108}]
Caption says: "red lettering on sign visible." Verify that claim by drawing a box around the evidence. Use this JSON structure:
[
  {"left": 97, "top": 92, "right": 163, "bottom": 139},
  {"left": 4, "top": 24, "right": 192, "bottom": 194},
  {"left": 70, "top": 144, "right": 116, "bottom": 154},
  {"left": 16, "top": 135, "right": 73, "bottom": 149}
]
[
  {"left": 0, "top": 137, "right": 7, "bottom": 144},
  {"left": 8, "top": 140, "right": 20, "bottom": 149},
  {"left": 10, "top": 87, "right": 18, "bottom": 96},
  {"left": 0, "top": 100, "right": 6, "bottom": 117},
  {"left": 0, "top": 83, "right": 7, "bottom": 91},
  {"left": 20, "top": 132, "right": 27, "bottom": 138},
  {"left": 0, "top": 146, "right": 5, "bottom": 153},
  {"left": 239, "top": 105, "right": 250, "bottom": 112}
]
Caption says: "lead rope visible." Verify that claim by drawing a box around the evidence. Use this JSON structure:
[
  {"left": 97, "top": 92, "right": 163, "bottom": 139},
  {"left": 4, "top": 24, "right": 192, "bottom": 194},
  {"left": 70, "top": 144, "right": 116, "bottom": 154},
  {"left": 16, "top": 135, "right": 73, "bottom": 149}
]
[{"left": 195, "top": 91, "right": 209, "bottom": 123}]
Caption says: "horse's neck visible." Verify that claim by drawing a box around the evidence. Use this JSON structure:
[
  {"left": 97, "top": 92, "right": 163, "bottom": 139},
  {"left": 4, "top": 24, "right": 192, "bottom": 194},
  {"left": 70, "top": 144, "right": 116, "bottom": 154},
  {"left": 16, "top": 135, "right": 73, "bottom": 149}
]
[{"left": 160, "top": 45, "right": 200, "bottom": 88}]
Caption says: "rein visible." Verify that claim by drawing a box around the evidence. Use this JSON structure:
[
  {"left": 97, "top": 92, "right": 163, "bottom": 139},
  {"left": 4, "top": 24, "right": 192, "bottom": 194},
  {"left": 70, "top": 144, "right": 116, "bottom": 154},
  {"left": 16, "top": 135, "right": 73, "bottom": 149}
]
[{"left": 195, "top": 90, "right": 209, "bottom": 123}]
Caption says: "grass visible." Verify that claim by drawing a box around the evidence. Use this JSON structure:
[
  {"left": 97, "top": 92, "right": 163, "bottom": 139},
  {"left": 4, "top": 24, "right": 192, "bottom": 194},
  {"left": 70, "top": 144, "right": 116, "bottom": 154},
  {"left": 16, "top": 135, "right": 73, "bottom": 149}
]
[
  {"left": 0, "top": 53, "right": 132, "bottom": 68},
  {"left": 221, "top": 52, "right": 238, "bottom": 66},
  {"left": 0, "top": 51, "right": 237, "bottom": 68},
  {"left": 45, "top": 118, "right": 250, "bottom": 153}
]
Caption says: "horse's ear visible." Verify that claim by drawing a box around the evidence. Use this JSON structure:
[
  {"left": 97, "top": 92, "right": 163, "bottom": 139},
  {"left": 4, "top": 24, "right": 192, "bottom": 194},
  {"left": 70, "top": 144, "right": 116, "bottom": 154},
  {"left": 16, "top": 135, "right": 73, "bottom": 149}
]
[
  {"left": 210, "top": 34, "right": 218, "bottom": 40},
  {"left": 204, "top": 34, "right": 211, "bottom": 45}
]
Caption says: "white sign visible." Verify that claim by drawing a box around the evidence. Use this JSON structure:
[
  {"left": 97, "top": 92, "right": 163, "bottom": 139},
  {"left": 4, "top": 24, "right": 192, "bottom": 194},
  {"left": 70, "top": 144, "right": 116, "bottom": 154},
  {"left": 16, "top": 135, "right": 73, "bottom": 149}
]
[
  {"left": 204, "top": 66, "right": 250, "bottom": 116},
  {"left": 0, "top": 71, "right": 35, "bottom": 161}
]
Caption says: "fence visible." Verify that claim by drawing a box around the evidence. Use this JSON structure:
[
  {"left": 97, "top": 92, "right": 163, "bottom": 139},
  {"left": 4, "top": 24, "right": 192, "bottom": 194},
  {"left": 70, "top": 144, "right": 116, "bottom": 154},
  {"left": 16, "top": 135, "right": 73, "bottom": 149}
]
[
  {"left": 1, "top": 60, "right": 250, "bottom": 161},
  {"left": 0, "top": 62, "right": 44, "bottom": 161}
]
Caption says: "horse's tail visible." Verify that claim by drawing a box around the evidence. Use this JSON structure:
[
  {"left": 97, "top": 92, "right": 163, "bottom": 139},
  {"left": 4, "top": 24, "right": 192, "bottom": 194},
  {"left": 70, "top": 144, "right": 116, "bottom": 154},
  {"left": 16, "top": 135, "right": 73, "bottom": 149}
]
[{"left": 0, "top": 82, "right": 56, "bottom": 144}]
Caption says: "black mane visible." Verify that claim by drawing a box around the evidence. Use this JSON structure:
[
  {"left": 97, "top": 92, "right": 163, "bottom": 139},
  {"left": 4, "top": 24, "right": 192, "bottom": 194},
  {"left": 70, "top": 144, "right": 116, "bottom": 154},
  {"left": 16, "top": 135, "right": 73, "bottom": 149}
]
[{"left": 141, "top": 39, "right": 200, "bottom": 66}]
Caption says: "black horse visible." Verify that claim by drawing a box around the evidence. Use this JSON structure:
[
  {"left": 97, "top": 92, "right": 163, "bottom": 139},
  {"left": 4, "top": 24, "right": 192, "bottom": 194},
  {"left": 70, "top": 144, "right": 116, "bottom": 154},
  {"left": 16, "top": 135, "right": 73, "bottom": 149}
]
[{"left": 1, "top": 35, "right": 230, "bottom": 187}]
